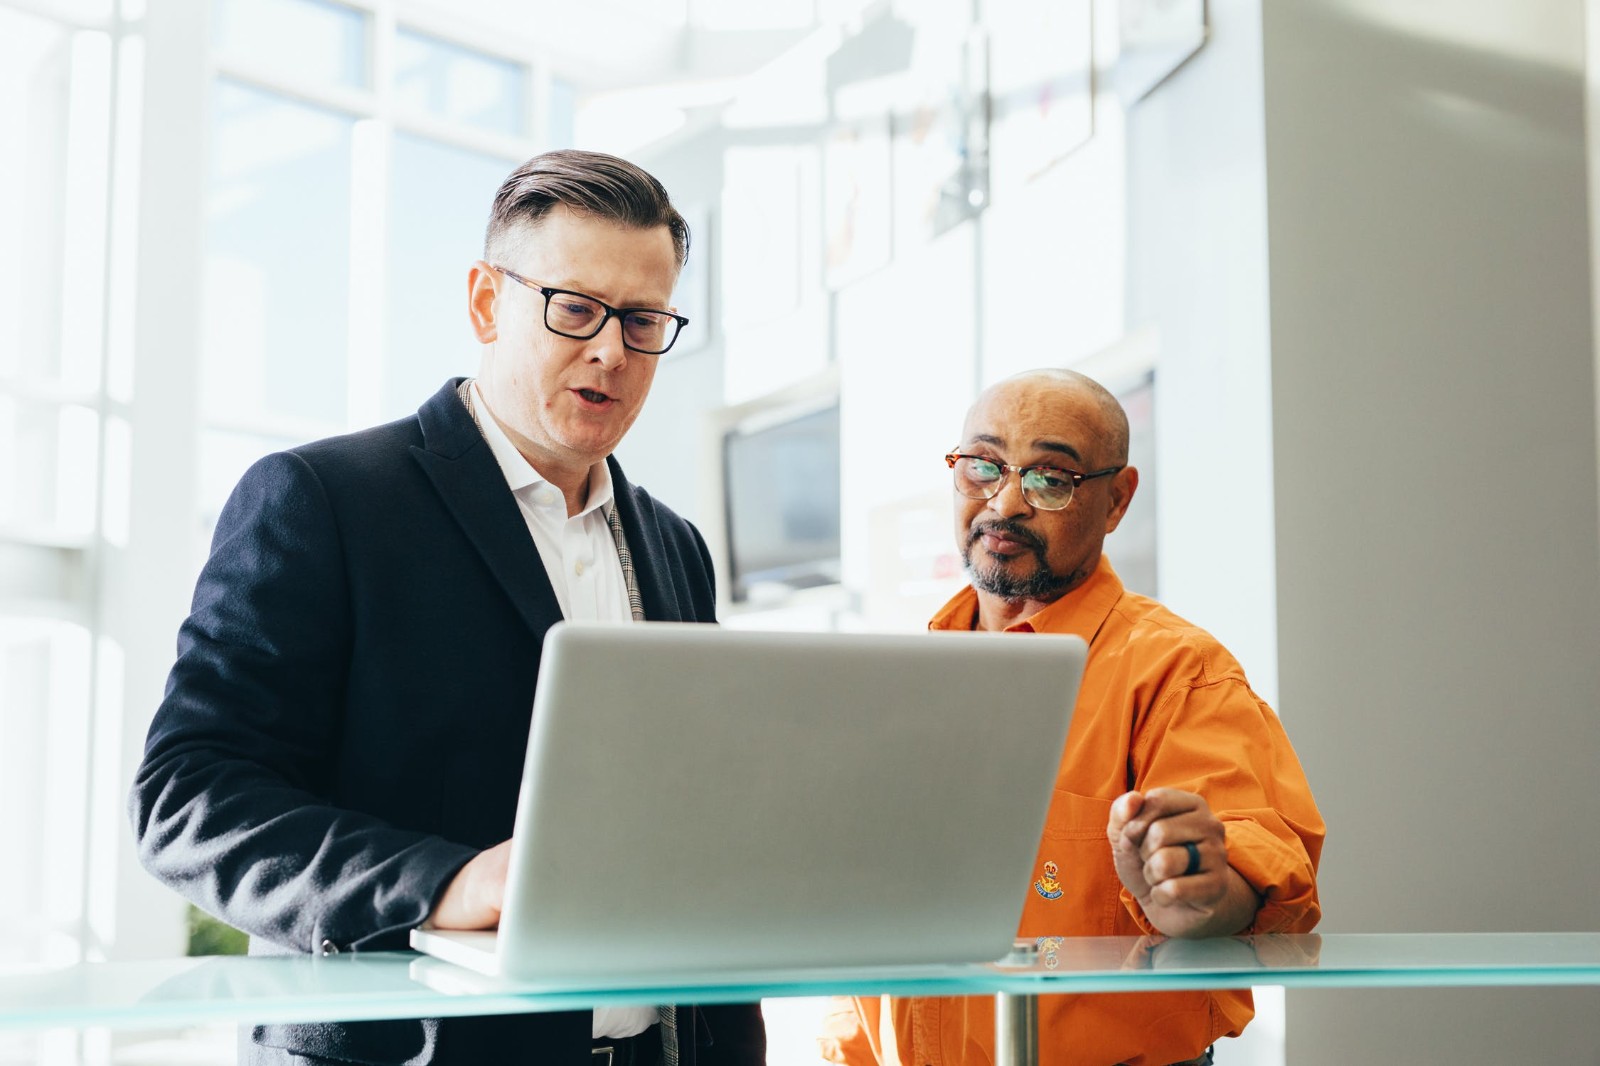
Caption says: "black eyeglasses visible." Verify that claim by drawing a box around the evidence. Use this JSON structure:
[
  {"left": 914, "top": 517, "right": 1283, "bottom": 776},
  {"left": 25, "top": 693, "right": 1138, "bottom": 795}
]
[
  {"left": 494, "top": 266, "right": 689, "bottom": 355},
  {"left": 945, "top": 452, "right": 1122, "bottom": 511}
]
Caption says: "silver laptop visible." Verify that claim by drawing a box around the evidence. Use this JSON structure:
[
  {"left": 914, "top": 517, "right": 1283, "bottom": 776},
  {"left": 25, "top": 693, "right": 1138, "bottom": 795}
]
[{"left": 410, "top": 621, "right": 1086, "bottom": 983}]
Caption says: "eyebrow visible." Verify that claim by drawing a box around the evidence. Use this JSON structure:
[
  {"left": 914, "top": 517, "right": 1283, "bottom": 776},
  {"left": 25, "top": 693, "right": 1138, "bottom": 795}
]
[
  {"left": 969, "top": 433, "right": 1084, "bottom": 465},
  {"left": 547, "top": 280, "right": 671, "bottom": 311}
]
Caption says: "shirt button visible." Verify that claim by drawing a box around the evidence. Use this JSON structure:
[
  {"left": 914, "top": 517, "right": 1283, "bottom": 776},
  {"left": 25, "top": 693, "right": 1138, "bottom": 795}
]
[
  {"left": 535, "top": 489, "right": 556, "bottom": 507},
  {"left": 575, "top": 560, "right": 586, "bottom": 576}
]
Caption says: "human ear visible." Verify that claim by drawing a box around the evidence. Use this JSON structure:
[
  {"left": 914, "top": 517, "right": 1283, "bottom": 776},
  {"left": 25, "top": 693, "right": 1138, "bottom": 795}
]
[
  {"left": 1102, "top": 465, "right": 1140, "bottom": 535},
  {"left": 468, "top": 261, "right": 499, "bottom": 343}
]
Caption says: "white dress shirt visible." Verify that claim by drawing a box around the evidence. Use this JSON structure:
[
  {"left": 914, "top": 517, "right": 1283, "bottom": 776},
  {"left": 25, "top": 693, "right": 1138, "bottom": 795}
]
[
  {"left": 469, "top": 382, "right": 655, "bottom": 1040},
  {"left": 470, "top": 381, "right": 631, "bottom": 625}
]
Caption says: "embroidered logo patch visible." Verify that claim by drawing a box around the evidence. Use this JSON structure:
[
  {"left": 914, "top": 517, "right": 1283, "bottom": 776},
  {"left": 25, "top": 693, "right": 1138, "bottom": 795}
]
[{"left": 1033, "top": 860, "right": 1063, "bottom": 900}]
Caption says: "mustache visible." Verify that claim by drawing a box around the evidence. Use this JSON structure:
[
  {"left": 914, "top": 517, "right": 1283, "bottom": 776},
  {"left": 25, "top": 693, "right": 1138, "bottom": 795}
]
[{"left": 967, "top": 518, "right": 1047, "bottom": 553}]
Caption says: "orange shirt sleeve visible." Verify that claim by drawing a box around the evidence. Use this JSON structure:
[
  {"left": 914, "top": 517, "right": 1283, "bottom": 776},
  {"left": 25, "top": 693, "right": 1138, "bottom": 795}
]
[
  {"left": 818, "top": 995, "right": 885, "bottom": 1066},
  {"left": 1114, "top": 655, "right": 1325, "bottom": 936}
]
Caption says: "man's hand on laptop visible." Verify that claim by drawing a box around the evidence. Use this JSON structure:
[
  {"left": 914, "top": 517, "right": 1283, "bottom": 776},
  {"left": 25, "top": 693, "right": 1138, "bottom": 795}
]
[
  {"left": 1107, "top": 788, "right": 1260, "bottom": 939},
  {"left": 429, "top": 839, "right": 511, "bottom": 929}
]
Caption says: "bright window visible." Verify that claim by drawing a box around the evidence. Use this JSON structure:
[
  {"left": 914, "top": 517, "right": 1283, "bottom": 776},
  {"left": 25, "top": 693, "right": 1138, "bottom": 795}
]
[
  {"left": 203, "top": 79, "right": 355, "bottom": 430},
  {"left": 0, "top": 9, "right": 110, "bottom": 392},
  {"left": 0, "top": 4, "right": 110, "bottom": 980},
  {"left": 384, "top": 133, "right": 508, "bottom": 420},
  {"left": 394, "top": 27, "right": 526, "bottom": 136},
  {"left": 212, "top": 0, "right": 369, "bottom": 89},
  {"left": 1, "top": 0, "right": 555, "bottom": 989}
]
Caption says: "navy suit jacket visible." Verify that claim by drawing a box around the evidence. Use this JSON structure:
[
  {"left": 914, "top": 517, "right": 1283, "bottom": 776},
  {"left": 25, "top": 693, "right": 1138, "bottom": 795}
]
[{"left": 131, "top": 379, "right": 765, "bottom": 1065}]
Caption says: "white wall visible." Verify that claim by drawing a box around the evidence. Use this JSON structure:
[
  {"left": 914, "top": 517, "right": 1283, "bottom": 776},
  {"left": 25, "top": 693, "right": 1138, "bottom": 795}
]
[
  {"left": 1262, "top": 1, "right": 1600, "bottom": 1061},
  {"left": 615, "top": 119, "right": 727, "bottom": 537},
  {"left": 1125, "top": 0, "right": 1280, "bottom": 705},
  {"left": 629, "top": 2, "right": 1280, "bottom": 657}
]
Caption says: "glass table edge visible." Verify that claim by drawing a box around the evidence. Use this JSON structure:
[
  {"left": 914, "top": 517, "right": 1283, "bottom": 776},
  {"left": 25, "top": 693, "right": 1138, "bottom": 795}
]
[
  {"left": 9, "top": 967, "right": 1600, "bottom": 1035},
  {"left": 6, "top": 935, "right": 1600, "bottom": 1034}
]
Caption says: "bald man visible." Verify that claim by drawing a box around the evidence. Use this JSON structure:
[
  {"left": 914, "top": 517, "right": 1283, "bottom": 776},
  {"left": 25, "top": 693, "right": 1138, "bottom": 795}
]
[{"left": 821, "top": 370, "right": 1325, "bottom": 1066}]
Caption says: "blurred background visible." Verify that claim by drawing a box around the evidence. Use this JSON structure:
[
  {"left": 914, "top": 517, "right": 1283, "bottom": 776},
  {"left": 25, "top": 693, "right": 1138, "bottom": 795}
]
[{"left": 2, "top": 0, "right": 1598, "bottom": 1063}]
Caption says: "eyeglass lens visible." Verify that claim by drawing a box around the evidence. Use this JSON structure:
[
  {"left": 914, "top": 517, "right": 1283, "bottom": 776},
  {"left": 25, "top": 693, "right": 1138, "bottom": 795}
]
[
  {"left": 545, "top": 292, "right": 679, "bottom": 353},
  {"left": 952, "top": 456, "right": 1076, "bottom": 510}
]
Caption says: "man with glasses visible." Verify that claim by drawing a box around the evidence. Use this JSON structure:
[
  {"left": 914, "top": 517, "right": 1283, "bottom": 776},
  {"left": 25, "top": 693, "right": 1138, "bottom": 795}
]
[
  {"left": 821, "top": 369, "right": 1324, "bottom": 1066},
  {"left": 131, "top": 150, "right": 764, "bottom": 1066}
]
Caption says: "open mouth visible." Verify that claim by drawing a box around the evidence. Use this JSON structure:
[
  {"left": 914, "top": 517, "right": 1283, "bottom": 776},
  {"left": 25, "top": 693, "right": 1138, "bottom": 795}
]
[{"left": 575, "top": 387, "right": 614, "bottom": 405}]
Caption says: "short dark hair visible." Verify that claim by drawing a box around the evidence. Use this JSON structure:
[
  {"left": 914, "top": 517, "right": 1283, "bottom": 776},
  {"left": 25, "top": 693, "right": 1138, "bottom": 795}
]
[{"left": 484, "top": 149, "right": 689, "bottom": 268}]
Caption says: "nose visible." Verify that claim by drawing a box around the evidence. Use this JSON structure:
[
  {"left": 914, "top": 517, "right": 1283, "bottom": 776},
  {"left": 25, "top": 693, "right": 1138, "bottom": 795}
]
[
  {"left": 985, "top": 470, "right": 1033, "bottom": 519},
  {"left": 585, "top": 314, "right": 630, "bottom": 370}
]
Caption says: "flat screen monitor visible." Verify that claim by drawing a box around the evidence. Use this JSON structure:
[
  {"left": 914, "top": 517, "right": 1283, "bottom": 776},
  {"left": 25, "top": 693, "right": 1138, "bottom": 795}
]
[{"left": 722, "top": 402, "right": 842, "bottom": 603}]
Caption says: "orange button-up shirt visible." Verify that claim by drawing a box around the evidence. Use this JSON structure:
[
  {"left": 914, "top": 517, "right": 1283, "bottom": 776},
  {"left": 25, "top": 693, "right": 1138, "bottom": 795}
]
[{"left": 821, "top": 558, "right": 1325, "bottom": 1066}]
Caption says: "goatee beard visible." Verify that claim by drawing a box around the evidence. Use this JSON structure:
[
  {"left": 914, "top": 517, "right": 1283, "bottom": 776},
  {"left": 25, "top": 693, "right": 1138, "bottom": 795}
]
[{"left": 961, "top": 519, "right": 1077, "bottom": 602}]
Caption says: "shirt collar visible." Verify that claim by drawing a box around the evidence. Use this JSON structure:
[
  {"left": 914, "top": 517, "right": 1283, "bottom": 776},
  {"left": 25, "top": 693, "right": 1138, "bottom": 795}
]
[
  {"left": 469, "top": 379, "right": 614, "bottom": 518},
  {"left": 929, "top": 555, "right": 1126, "bottom": 643}
]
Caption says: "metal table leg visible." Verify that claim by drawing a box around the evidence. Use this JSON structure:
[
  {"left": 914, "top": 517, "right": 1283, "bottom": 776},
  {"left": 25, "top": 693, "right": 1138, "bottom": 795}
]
[{"left": 994, "top": 990, "right": 1039, "bottom": 1066}]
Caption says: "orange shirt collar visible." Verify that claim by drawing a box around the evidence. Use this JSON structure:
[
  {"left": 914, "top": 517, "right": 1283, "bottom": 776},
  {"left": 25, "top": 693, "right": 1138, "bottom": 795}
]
[{"left": 928, "top": 555, "right": 1125, "bottom": 644}]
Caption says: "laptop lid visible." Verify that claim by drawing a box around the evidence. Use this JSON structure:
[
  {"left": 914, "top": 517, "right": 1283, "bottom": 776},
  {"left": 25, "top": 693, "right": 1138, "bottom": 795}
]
[{"left": 424, "top": 621, "right": 1085, "bottom": 982}]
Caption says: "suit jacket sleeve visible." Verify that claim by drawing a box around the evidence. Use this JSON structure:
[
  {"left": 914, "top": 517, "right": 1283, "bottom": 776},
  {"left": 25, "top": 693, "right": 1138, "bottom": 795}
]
[{"left": 129, "top": 450, "right": 476, "bottom": 953}]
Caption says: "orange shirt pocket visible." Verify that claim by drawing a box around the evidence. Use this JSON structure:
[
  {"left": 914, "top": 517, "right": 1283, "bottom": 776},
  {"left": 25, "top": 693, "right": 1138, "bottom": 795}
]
[{"left": 1019, "top": 789, "right": 1121, "bottom": 939}]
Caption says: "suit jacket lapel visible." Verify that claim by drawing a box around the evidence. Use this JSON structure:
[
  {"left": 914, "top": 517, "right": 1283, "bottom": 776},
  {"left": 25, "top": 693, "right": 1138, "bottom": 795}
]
[{"left": 410, "top": 379, "right": 564, "bottom": 639}]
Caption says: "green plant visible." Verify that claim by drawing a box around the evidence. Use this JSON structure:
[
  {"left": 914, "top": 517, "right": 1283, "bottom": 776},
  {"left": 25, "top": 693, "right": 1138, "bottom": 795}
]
[{"left": 186, "top": 904, "right": 248, "bottom": 956}]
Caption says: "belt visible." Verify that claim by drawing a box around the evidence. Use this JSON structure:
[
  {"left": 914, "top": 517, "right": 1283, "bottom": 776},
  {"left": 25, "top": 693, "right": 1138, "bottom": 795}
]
[{"left": 591, "top": 1025, "right": 662, "bottom": 1066}]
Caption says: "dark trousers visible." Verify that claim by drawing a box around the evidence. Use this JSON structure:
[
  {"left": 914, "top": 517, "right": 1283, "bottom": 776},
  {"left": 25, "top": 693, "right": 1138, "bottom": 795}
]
[{"left": 591, "top": 1024, "right": 662, "bottom": 1066}]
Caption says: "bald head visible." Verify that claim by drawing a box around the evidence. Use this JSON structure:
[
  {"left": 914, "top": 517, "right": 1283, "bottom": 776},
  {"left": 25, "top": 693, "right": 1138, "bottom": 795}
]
[
  {"left": 952, "top": 367, "right": 1139, "bottom": 619},
  {"left": 966, "top": 369, "right": 1131, "bottom": 468}
]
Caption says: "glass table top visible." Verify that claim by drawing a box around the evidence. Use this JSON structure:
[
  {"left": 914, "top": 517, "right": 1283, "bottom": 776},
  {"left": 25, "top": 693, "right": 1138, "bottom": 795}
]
[{"left": 3, "top": 933, "right": 1598, "bottom": 1033}]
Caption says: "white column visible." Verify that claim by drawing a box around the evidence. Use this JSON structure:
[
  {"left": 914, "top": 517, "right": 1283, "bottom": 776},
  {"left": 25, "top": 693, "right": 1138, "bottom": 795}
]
[
  {"left": 93, "top": 0, "right": 211, "bottom": 962},
  {"left": 1265, "top": 1, "right": 1600, "bottom": 1061}
]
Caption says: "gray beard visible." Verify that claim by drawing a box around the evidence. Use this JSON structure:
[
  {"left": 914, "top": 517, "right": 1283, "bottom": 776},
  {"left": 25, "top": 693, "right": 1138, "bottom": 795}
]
[
  {"left": 965, "top": 557, "right": 1078, "bottom": 601},
  {"left": 961, "top": 525, "right": 1079, "bottom": 602}
]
